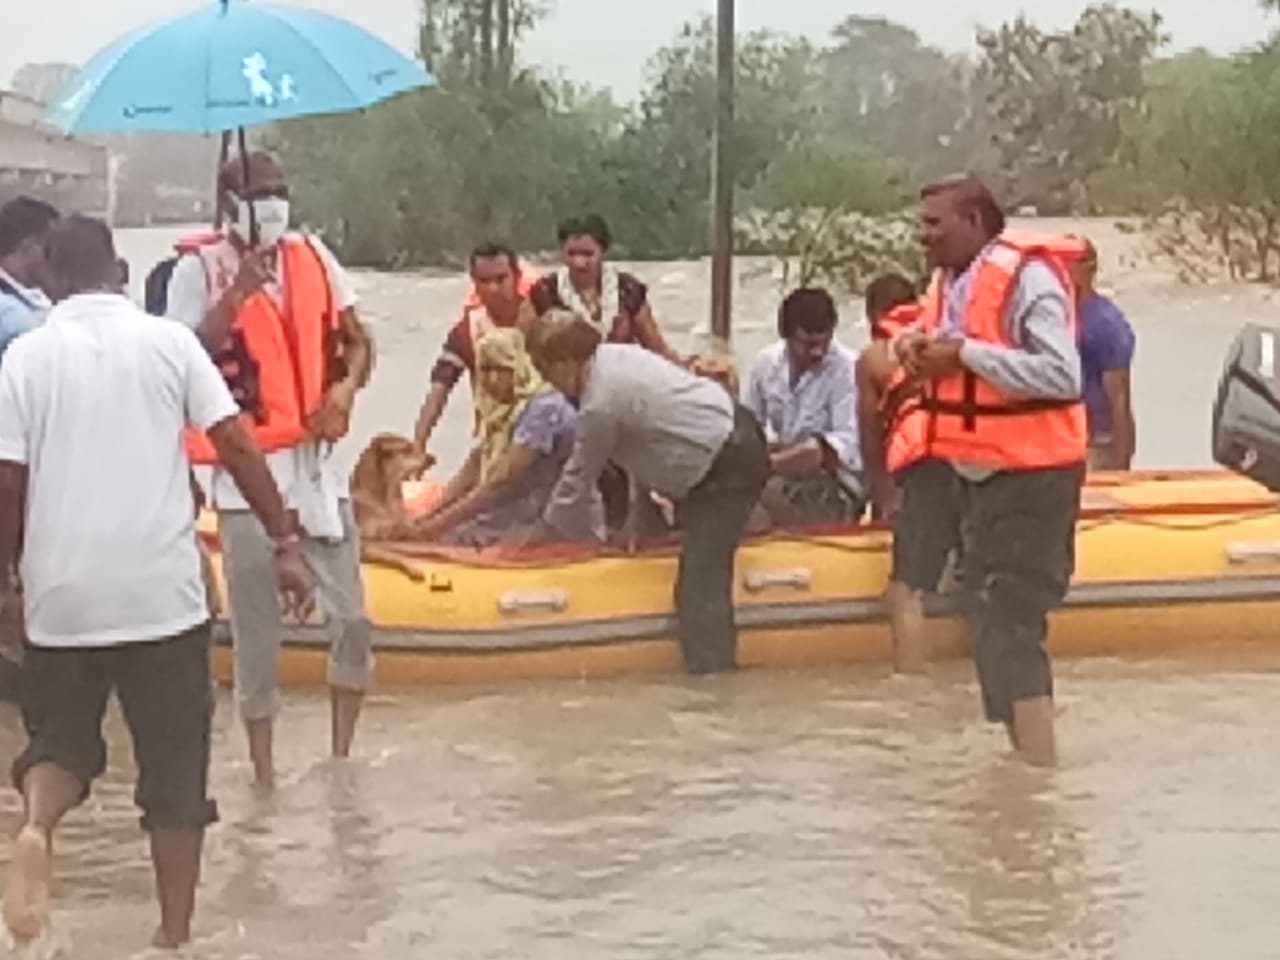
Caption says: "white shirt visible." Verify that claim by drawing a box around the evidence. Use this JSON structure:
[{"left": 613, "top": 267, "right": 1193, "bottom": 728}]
[
  {"left": 165, "top": 232, "right": 357, "bottom": 538},
  {"left": 543, "top": 345, "right": 734, "bottom": 541},
  {"left": 745, "top": 341, "right": 862, "bottom": 493},
  {"left": 0, "top": 293, "right": 239, "bottom": 648}
]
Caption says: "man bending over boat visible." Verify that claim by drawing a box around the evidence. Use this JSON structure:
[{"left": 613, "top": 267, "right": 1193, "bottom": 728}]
[
  {"left": 0, "top": 217, "right": 312, "bottom": 949},
  {"left": 166, "top": 150, "right": 375, "bottom": 788},
  {"left": 745, "top": 287, "right": 865, "bottom": 527},
  {"left": 521, "top": 310, "right": 769, "bottom": 673},
  {"left": 894, "top": 177, "right": 1086, "bottom": 766},
  {"left": 412, "top": 242, "right": 538, "bottom": 461}
]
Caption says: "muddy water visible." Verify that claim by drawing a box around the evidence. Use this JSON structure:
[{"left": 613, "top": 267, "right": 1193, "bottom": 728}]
[{"left": 0, "top": 222, "right": 1276, "bottom": 958}]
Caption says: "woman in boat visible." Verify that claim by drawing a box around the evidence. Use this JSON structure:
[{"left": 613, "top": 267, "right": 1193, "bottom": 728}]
[
  {"left": 411, "top": 326, "right": 589, "bottom": 547},
  {"left": 525, "top": 214, "right": 680, "bottom": 363}
]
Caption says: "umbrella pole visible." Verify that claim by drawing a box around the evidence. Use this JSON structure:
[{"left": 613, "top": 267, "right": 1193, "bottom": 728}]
[
  {"left": 214, "top": 131, "right": 231, "bottom": 228},
  {"left": 237, "top": 127, "right": 258, "bottom": 246},
  {"left": 709, "top": 0, "right": 735, "bottom": 344}
]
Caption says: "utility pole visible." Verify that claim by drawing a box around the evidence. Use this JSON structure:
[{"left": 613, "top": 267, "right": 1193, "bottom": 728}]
[{"left": 710, "top": 0, "right": 734, "bottom": 343}]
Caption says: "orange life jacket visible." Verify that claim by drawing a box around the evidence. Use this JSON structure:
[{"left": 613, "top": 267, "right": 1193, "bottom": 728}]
[
  {"left": 886, "top": 232, "right": 1087, "bottom": 475},
  {"left": 185, "top": 235, "right": 344, "bottom": 465}
]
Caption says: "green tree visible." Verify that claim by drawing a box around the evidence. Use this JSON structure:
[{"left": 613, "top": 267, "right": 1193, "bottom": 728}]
[
  {"left": 975, "top": 5, "right": 1167, "bottom": 213},
  {"left": 818, "top": 17, "right": 980, "bottom": 182},
  {"left": 1142, "top": 45, "right": 1280, "bottom": 283}
]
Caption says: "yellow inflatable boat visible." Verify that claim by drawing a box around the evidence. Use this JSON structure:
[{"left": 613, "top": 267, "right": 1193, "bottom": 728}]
[{"left": 198, "top": 470, "right": 1280, "bottom": 688}]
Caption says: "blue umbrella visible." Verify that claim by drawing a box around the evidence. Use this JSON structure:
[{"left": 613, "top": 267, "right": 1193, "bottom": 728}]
[{"left": 44, "top": 0, "right": 435, "bottom": 135}]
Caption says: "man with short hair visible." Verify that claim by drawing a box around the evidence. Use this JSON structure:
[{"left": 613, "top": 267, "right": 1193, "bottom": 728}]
[
  {"left": 526, "top": 311, "right": 769, "bottom": 674},
  {"left": 0, "top": 197, "right": 59, "bottom": 358},
  {"left": 894, "top": 176, "right": 1087, "bottom": 766},
  {"left": 166, "top": 150, "right": 374, "bottom": 787},
  {"left": 0, "top": 216, "right": 312, "bottom": 949},
  {"left": 1070, "top": 238, "right": 1137, "bottom": 470},
  {"left": 412, "top": 242, "right": 535, "bottom": 458},
  {"left": 745, "top": 287, "right": 864, "bottom": 526}
]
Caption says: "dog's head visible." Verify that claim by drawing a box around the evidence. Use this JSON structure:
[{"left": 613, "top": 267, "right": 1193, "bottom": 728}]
[
  {"left": 688, "top": 355, "right": 741, "bottom": 396},
  {"left": 352, "top": 434, "right": 433, "bottom": 504}
]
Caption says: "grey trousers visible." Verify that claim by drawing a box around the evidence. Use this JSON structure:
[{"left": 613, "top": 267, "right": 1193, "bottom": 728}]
[{"left": 218, "top": 501, "right": 373, "bottom": 722}]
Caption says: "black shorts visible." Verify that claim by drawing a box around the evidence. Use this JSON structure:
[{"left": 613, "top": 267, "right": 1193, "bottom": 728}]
[
  {"left": 890, "top": 459, "right": 964, "bottom": 592},
  {"left": 12, "top": 622, "right": 218, "bottom": 832}
]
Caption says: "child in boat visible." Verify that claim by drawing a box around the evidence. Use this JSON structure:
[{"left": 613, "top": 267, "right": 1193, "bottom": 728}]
[{"left": 410, "top": 327, "right": 596, "bottom": 546}]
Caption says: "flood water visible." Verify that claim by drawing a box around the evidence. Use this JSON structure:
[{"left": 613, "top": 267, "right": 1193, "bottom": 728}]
[{"left": 2, "top": 221, "right": 1279, "bottom": 958}]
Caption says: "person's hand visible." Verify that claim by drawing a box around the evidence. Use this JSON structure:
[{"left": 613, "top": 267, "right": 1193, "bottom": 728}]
[
  {"left": 894, "top": 330, "right": 929, "bottom": 369},
  {"left": 911, "top": 338, "right": 965, "bottom": 379},
  {"left": 410, "top": 514, "right": 445, "bottom": 542},
  {"left": 272, "top": 542, "right": 316, "bottom": 622},
  {"left": 229, "top": 248, "right": 273, "bottom": 301},
  {"left": 307, "top": 381, "right": 356, "bottom": 443}
]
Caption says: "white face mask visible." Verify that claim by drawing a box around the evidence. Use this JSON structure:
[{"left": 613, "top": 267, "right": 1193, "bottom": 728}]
[{"left": 231, "top": 196, "right": 290, "bottom": 248}]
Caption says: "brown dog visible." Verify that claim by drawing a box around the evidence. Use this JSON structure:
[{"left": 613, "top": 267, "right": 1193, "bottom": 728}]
[{"left": 351, "top": 434, "right": 434, "bottom": 581}]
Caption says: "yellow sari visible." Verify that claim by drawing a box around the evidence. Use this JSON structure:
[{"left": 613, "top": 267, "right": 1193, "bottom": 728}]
[{"left": 474, "top": 328, "right": 546, "bottom": 481}]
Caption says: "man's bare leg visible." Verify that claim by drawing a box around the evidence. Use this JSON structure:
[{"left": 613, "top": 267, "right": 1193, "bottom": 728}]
[
  {"left": 245, "top": 719, "right": 274, "bottom": 789},
  {"left": 149, "top": 828, "right": 204, "bottom": 950},
  {"left": 886, "top": 581, "right": 928, "bottom": 674},
  {"left": 2, "top": 763, "right": 82, "bottom": 942},
  {"left": 330, "top": 687, "right": 363, "bottom": 758},
  {"left": 1012, "top": 696, "right": 1057, "bottom": 767}
]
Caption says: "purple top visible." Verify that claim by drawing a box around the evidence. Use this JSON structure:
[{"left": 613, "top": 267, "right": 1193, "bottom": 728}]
[
  {"left": 444, "top": 390, "right": 580, "bottom": 546},
  {"left": 1078, "top": 293, "right": 1135, "bottom": 437}
]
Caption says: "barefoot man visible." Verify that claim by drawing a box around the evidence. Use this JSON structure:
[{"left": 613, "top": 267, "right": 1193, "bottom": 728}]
[
  {"left": 895, "top": 178, "right": 1087, "bottom": 765},
  {"left": 166, "top": 150, "right": 374, "bottom": 787},
  {"left": 0, "top": 217, "right": 312, "bottom": 948}
]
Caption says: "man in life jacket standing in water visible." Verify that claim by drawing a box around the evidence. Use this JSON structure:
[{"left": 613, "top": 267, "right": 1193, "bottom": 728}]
[
  {"left": 894, "top": 177, "right": 1087, "bottom": 766},
  {"left": 166, "top": 152, "right": 374, "bottom": 788}
]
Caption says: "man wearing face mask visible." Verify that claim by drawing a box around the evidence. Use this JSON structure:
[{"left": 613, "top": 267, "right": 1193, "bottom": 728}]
[{"left": 165, "top": 151, "right": 375, "bottom": 789}]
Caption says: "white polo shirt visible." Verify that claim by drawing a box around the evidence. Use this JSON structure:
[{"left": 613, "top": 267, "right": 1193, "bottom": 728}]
[{"left": 0, "top": 293, "right": 239, "bottom": 648}]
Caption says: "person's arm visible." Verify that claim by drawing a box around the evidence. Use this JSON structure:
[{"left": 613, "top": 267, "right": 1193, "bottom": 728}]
[
  {"left": 413, "top": 325, "right": 468, "bottom": 456},
  {"left": 0, "top": 461, "right": 26, "bottom": 587},
  {"left": 167, "top": 250, "right": 270, "bottom": 350},
  {"left": 0, "top": 353, "right": 30, "bottom": 590},
  {"left": 957, "top": 262, "right": 1082, "bottom": 400},
  {"left": 856, "top": 347, "right": 895, "bottom": 518},
  {"left": 180, "top": 328, "right": 314, "bottom": 611},
  {"left": 416, "top": 444, "right": 539, "bottom": 538},
  {"left": 1102, "top": 369, "right": 1136, "bottom": 469},
  {"left": 631, "top": 303, "right": 681, "bottom": 363},
  {"left": 433, "top": 447, "right": 482, "bottom": 511},
  {"left": 537, "top": 406, "right": 618, "bottom": 543}
]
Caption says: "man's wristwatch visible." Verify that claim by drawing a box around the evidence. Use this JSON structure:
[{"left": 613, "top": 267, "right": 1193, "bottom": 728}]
[{"left": 272, "top": 532, "right": 302, "bottom": 554}]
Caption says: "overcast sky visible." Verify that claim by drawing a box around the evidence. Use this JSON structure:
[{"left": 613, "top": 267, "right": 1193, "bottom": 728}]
[{"left": 3, "top": 0, "right": 1274, "bottom": 101}]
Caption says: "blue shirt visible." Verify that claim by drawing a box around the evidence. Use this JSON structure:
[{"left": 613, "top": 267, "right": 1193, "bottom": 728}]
[
  {"left": 0, "top": 268, "right": 51, "bottom": 360},
  {"left": 1078, "top": 293, "right": 1135, "bottom": 437},
  {"left": 745, "top": 340, "right": 861, "bottom": 492}
]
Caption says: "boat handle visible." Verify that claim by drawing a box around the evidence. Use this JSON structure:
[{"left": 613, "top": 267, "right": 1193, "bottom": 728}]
[
  {"left": 743, "top": 568, "right": 813, "bottom": 593},
  {"left": 1226, "top": 541, "right": 1280, "bottom": 564},
  {"left": 499, "top": 588, "right": 569, "bottom": 616}
]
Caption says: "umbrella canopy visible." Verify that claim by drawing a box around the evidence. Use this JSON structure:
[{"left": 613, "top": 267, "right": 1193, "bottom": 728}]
[{"left": 45, "top": 0, "right": 435, "bottom": 135}]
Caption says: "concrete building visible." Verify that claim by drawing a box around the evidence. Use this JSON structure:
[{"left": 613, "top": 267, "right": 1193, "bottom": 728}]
[{"left": 0, "top": 90, "right": 111, "bottom": 218}]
